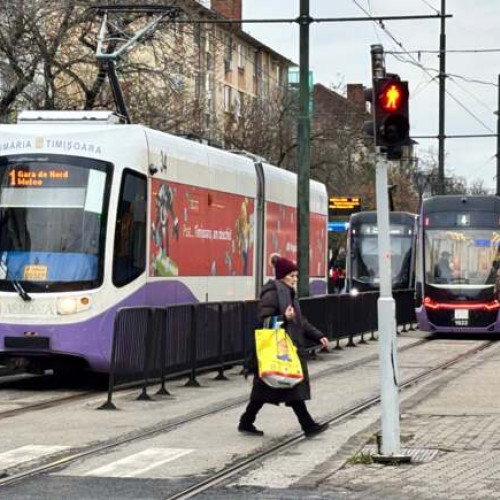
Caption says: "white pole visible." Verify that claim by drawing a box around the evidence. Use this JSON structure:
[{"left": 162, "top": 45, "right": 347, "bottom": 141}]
[{"left": 375, "top": 155, "right": 401, "bottom": 456}]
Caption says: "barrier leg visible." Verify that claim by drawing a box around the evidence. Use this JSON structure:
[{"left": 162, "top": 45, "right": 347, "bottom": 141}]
[
  {"left": 137, "top": 310, "right": 155, "bottom": 401},
  {"left": 334, "top": 338, "right": 343, "bottom": 350},
  {"left": 156, "top": 310, "right": 171, "bottom": 396},
  {"left": 185, "top": 305, "right": 201, "bottom": 387},
  {"left": 98, "top": 374, "right": 118, "bottom": 410},
  {"left": 98, "top": 313, "right": 120, "bottom": 411},
  {"left": 137, "top": 385, "right": 154, "bottom": 401},
  {"left": 215, "top": 304, "right": 229, "bottom": 381},
  {"left": 346, "top": 335, "right": 356, "bottom": 347}
]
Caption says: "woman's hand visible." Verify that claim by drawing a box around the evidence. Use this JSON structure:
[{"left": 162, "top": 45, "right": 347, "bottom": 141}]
[
  {"left": 319, "top": 337, "right": 329, "bottom": 349},
  {"left": 284, "top": 305, "right": 296, "bottom": 321}
]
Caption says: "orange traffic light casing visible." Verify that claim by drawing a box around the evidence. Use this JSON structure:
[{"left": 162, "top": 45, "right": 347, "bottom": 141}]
[{"left": 374, "top": 77, "right": 410, "bottom": 150}]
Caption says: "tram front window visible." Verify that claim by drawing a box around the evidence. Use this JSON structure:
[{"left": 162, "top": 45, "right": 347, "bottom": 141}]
[
  {"left": 352, "top": 224, "right": 413, "bottom": 286},
  {"left": 0, "top": 155, "right": 111, "bottom": 292},
  {"left": 424, "top": 229, "right": 499, "bottom": 286}
]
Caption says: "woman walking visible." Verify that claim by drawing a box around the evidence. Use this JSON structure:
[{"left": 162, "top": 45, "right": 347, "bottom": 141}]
[{"left": 238, "top": 255, "right": 330, "bottom": 437}]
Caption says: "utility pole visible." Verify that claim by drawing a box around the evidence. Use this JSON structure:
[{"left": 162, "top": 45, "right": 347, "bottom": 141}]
[
  {"left": 297, "top": 0, "right": 312, "bottom": 297},
  {"left": 370, "top": 44, "right": 408, "bottom": 462},
  {"left": 497, "top": 74, "right": 500, "bottom": 196},
  {"left": 437, "top": 0, "right": 447, "bottom": 194}
]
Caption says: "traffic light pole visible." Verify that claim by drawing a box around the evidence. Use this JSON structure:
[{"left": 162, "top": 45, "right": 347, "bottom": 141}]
[
  {"left": 375, "top": 155, "right": 406, "bottom": 460},
  {"left": 297, "top": 0, "right": 311, "bottom": 297},
  {"left": 370, "top": 45, "right": 408, "bottom": 463}
]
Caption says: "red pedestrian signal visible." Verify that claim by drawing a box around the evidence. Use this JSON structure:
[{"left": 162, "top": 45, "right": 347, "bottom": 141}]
[
  {"left": 374, "top": 77, "right": 410, "bottom": 153},
  {"left": 380, "top": 83, "right": 403, "bottom": 111}
]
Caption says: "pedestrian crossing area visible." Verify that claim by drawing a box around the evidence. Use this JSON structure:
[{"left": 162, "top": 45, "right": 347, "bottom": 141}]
[
  {"left": 0, "top": 445, "right": 69, "bottom": 470},
  {"left": 84, "top": 448, "right": 193, "bottom": 478},
  {"left": 0, "top": 445, "right": 193, "bottom": 479}
]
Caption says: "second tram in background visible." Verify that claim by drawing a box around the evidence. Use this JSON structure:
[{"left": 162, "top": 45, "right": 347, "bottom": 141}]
[
  {"left": 346, "top": 211, "right": 417, "bottom": 294},
  {"left": 416, "top": 195, "right": 500, "bottom": 333}
]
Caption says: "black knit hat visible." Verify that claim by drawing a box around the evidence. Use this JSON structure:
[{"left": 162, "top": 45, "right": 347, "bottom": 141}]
[{"left": 271, "top": 254, "right": 298, "bottom": 280}]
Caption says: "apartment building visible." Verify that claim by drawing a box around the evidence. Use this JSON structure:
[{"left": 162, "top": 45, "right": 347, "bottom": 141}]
[{"left": 183, "top": 0, "right": 295, "bottom": 145}]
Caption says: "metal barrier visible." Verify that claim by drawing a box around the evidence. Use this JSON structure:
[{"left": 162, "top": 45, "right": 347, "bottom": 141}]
[{"left": 100, "top": 289, "right": 416, "bottom": 409}]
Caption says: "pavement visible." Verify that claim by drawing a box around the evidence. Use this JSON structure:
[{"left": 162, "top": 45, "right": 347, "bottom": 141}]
[
  {"left": 315, "top": 339, "right": 500, "bottom": 500},
  {"left": 216, "top": 336, "right": 500, "bottom": 500},
  {"left": 1, "top": 333, "right": 500, "bottom": 499}
]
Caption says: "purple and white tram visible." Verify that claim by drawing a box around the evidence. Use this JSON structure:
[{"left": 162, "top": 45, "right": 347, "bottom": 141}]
[
  {"left": 416, "top": 195, "right": 500, "bottom": 333},
  {"left": 0, "top": 111, "right": 328, "bottom": 372}
]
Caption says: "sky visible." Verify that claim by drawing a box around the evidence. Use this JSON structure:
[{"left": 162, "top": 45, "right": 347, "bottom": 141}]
[{"left": 242, "top": 0, "right": 500, "bottom": 191}]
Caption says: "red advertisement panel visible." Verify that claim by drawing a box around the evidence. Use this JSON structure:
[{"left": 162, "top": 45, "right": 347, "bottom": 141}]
[
  {"left": 150, "top": 179, "right": 254, "bottom": 276},
  {"left": 310, "top": 212, "right": 327, "bottom": 277},
  {"left": 266, "top": 202, "right": 326, "bottom": 277}
]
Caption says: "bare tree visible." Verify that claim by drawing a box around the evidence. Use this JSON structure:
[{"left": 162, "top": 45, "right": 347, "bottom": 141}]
[{"left": 468, "top": 178, "right": 490, "bottom": 195}]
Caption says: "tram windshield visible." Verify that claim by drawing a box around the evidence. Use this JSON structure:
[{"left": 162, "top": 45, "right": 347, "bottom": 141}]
[
  {"left": 425, "top": 229, "right": 500, "bottom": 287},
  {"left": 352, "top": 224, "right": 413, "bottom": 286},
  {"left": 0, "top": 155, "right": 111, "bottom": 292}
]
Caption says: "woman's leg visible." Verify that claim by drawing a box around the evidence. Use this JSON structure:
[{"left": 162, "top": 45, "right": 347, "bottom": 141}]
[
  {"left": 239, "top": 400, "right": 265, "bottom": 433},
  {"left": 290, "top": 400, "right": 329, "bottom": 436},
  {"left": 290, "top": 400, "right": 315, "bottom": 430}
]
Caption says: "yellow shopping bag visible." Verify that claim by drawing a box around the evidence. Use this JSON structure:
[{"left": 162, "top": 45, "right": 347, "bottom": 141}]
[{"left": 255, "top": 327, "right": 304, "bottom": 388}]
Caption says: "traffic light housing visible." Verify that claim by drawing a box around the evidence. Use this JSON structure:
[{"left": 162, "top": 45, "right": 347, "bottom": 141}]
[{"left": 374, "top": 77, "right": 410, "bottom": 151}]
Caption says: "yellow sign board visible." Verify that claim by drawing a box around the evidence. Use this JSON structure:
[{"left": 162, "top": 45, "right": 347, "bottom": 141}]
[
  {"left": 329, "top": 197, "right": 361, "bottom": 216},
  {"left": 23, "top": 265, "right": 48, "bottom": 281}
]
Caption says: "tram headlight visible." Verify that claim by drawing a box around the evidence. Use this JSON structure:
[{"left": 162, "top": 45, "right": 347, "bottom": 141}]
[{"left": 57, "top": 296, "right": 92, "bottom": 315}]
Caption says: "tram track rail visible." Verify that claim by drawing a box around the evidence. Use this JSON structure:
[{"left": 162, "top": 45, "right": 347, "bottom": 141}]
[
  {"left": 0, "top": 335, "right": 482, "bottom": 491},
  {"left": 164, "top": 339, "right": 495, "bottom": 500},
  {"left": 0, "top": 335, "right": 428, "bottom": 423},
  {"left": 0, "top": 334, "right": 428, "bottom": 488}
]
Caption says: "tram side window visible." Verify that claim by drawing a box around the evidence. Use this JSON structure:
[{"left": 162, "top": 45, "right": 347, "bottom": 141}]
[{"left": 113, "top": 170, "right": 147, "bottom": 287}]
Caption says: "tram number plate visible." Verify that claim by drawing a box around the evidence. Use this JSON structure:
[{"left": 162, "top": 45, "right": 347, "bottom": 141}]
[{"left": 454, "top": 309, "right": 469, "bottom": 326}]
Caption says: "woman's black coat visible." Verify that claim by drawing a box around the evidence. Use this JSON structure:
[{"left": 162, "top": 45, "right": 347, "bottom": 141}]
[{"left": 248, "top": 279, "right": 323, "bottom": 405}]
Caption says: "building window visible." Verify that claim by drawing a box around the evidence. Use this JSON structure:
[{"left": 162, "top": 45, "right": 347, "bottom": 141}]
[
  {"left": 224, "top": 33, "right": 232, "bottom": 69},
  {"left": 253, "top": 50, "right": 261, "bottom": 78},
  {"left": 113, "top": 170, "right": 147, "bottom": 287},
  {"left": 238, "top": 43, "right": 246, "bottom": 69},
  {"left": 206, "top": 51, "right": 214, "bottom": 71},
  {"left": 224, "top": 85, "right": 232, "bottom": 112},
  {"left": 235, "top": 91, "right": 244, "bottom": 119},
  {"left": 170, "top": 63, "right": 184, "bottom": 92},
  {"left": 194, "top": 24, "right": 202, "bottom": 45}
]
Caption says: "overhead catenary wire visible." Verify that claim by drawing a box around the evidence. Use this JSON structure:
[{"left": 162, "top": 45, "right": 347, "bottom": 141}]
[
  {"left": 418, "top": 0, "right": 440, "bottom": 15},
  {"left": 350, "top": 0, "right": 496, "bottom": 135},
  {"left": 447, "top": 75, "right": 495, "bottom": 114},
  {"left": 388, "top": 48, "right": 500, "bottom": 54}
]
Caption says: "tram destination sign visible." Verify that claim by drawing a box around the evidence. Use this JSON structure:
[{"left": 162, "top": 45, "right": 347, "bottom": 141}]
[
  {"left": 7, "top": 166, "right": 70, "bottom": 187},
  {"left": 329, "top": 196, "right": 361, "bottom": 217}
]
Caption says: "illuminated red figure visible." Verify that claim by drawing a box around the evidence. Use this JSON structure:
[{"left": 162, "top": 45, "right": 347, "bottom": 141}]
[{"left": 382, "top": 84, "right": 402, "bottom": 111}]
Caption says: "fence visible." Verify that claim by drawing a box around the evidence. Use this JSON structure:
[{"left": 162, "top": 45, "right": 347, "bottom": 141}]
[{"left": 99, "top": 290, "right": 416, "bottom": 409}]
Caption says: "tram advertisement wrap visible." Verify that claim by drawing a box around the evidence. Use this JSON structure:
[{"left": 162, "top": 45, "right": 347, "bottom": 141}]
[
  {"left": 149, "top": 179, "right": 254, "bottom": 277},
  {"left": 266, "top": 202, "right": 327, "bottom": 277}
]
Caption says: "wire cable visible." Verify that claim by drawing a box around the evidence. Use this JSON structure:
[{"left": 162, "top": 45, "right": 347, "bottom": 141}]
[
  {"left": 447, "top": 76, "right": 495, "bottom": 114},
  {"left": 419, "top": 0, "right": 440, "bottom": 15},
  {"left": 388, "top": 48, "right": 500, "bottom": 54},
  {"left": 350, "top": 0, "right": 496, "bottom": 134}
]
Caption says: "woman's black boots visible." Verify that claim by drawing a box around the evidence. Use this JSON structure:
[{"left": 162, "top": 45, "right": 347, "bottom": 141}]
[{"left": 238, "top": 401, "right": 265, "bottom": 436}]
